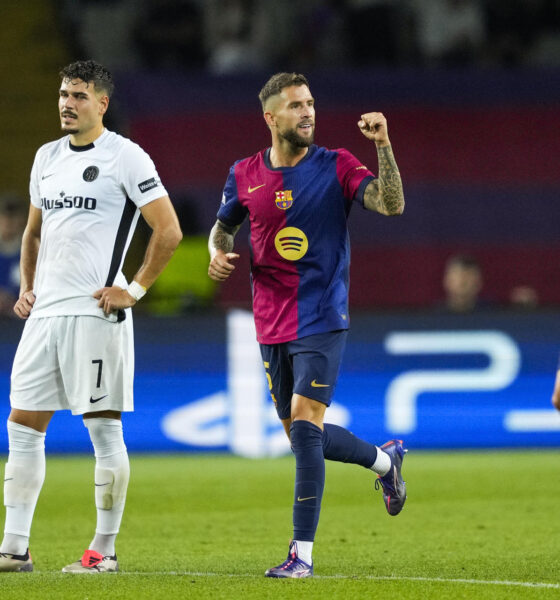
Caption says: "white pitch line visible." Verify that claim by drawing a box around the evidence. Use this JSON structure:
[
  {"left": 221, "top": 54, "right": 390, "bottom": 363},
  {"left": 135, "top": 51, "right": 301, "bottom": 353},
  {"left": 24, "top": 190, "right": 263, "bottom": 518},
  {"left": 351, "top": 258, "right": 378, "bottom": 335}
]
[{"left": 46, "top": 571, "right": 558, "bottom": 589}]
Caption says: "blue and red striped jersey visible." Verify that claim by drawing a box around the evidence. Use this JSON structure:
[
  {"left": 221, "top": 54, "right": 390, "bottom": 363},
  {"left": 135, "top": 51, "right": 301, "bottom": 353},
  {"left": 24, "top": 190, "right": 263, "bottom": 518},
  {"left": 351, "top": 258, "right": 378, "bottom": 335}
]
[{"left": 217, "top": 144, "right": 375, "bottom": 344}]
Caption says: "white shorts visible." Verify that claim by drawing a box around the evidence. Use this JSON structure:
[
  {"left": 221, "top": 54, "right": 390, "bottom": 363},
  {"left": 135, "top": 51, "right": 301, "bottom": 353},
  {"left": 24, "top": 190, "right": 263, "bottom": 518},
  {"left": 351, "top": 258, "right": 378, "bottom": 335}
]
[{"left": 10, "top": 314, "right": 134, "bottom": 415}]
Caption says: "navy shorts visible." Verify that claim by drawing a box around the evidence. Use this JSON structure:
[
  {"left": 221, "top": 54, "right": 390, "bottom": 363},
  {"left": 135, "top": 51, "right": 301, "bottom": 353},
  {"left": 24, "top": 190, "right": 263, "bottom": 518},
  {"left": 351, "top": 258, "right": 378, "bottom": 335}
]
[{"left": 259, "top": 330, "right": 348, "bottom": 420}]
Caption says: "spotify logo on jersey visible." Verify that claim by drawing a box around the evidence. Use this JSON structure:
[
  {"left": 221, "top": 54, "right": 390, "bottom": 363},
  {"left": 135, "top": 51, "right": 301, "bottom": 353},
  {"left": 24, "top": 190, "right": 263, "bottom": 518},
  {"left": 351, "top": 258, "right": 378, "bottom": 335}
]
[{"left": 274, "top": 227, "right": 308, "bottom": 261}]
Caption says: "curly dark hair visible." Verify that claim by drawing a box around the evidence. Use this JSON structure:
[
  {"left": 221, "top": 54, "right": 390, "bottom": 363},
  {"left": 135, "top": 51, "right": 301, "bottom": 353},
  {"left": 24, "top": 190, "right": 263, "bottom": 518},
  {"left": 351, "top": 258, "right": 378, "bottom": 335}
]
[
  {"left": 59, "top": 59, "right": 114, "bottom": 97},
  {"left": 258, "top": 72, "right": 309, "bottom": 110}
]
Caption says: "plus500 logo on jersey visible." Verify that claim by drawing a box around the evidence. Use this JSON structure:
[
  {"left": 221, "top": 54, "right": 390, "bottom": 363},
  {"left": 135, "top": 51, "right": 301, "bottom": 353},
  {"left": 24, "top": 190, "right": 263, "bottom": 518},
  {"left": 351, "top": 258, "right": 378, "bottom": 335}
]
[{"left": 41, "top": 196, "right": 97, "bottom": 210}]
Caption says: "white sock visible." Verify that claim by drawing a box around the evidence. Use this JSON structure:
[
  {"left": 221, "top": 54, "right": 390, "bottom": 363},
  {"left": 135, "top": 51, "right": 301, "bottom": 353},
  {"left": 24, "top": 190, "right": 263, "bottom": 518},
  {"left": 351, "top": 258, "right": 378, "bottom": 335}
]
[
  {"left": 370, "top": 447, "right": 391, "bottom": 476},
  {"left": 293, "top": 540, "right": 313, "bottom": 565},
  {"left": 84, "top": 418, "right": 130, "bottom": 557},
  {"left": 89, "top": 533, "right": 117, "bottom": 557},
  {"left": 1, "top": 421, "right": 46, "bottom": 555},
  {"left": 1, "top": 533, "right": 28, "bottom": 556}
]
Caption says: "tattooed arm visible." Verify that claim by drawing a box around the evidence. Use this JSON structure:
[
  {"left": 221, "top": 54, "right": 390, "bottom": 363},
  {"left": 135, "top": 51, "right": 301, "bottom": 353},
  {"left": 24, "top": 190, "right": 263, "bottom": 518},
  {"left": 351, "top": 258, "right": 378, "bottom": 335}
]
[
  {"left": 208, "top": 219, "right": 241, "bottom": 281},
  {"left": 358, "top": 112, "right": 405, "bottom": 216}
]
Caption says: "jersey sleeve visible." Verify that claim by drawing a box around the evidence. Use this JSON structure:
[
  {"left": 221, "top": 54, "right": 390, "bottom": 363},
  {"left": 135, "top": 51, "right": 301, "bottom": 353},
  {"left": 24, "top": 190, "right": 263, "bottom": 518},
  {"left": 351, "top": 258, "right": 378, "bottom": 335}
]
[
  {"left": 29, "top": 148, "right": 43, "bottom": 209},
  {"left": 216, "top": 163, "right": 248, "bottom": 227},
  {"left": 120, "top": 142, "right": 168, "bottom": 208},
  {"left": 336, "top": 148, "right": 376, "bottom": 207}
]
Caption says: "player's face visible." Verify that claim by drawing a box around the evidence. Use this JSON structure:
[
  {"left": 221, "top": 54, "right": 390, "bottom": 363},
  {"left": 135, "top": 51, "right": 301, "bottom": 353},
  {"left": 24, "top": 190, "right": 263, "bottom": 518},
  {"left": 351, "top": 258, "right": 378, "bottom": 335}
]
[
  {"left": 58, "top": 78, "right": 107, "bottom": 138},
  {"left": 272, "top": 85, "right": 315, "bottom": 148}
]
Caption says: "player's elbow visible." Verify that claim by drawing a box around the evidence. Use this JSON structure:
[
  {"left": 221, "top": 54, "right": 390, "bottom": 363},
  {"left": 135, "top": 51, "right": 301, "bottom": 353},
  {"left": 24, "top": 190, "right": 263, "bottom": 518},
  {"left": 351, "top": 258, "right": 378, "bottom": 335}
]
[
  {"left": 162, "top": 223, "right": 183, "bottom": 251},
  {"left": 392, "top": 202, "right": 405, "bottom": 216},
  {"left": 170, "top": 225, "right": 183, "bottom": 249},
  {"left": 386, "top": 198, "right": 405, "bottom": 216}
]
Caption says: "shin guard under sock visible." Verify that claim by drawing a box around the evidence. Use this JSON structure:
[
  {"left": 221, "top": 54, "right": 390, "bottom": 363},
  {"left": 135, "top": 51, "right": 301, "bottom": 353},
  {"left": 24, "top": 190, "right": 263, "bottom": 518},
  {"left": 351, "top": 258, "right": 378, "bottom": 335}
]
[{"left": 290, "top": 420, "right": 325, "bottom": 542}]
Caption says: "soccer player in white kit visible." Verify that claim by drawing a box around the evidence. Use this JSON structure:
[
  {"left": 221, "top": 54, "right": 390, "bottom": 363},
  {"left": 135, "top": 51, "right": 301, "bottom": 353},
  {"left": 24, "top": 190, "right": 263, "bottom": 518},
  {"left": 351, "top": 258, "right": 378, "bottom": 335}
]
[{"left": 0, "top": 60, "right": 182, "bottom": 573}]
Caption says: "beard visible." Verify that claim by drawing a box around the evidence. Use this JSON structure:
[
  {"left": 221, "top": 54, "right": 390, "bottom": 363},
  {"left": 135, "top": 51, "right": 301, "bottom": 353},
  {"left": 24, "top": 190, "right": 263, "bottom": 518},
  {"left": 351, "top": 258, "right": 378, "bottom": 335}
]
[
  {"left": 60, "top": 113, "right": 79, "bottom": 134},
  {"left": 61, "top": 124, "right": 79, "bottom": 134},
  {"left": 280, "top": 125, "right": 314, "bottom": 148}
]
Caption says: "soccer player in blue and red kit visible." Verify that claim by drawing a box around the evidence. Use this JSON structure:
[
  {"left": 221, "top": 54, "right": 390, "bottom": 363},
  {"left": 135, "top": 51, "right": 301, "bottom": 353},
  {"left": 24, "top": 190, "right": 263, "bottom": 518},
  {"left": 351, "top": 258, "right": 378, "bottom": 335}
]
[{"left": 208, "top": 73, "right": 406, "bottom": 578}]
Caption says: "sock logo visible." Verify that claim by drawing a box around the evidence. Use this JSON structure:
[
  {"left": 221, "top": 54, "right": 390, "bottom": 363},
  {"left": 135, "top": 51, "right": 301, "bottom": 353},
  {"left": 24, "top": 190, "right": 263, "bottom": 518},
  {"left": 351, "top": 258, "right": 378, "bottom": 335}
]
[{"left": 297, "top": 495, "right": 317, "bottom": 502}]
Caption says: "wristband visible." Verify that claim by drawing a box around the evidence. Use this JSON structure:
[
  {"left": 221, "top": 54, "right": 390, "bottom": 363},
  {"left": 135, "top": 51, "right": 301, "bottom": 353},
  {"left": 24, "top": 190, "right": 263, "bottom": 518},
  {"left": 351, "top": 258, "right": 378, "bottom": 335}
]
[{"left": 127, "top": 280, "right": 147, "bottom": 301}]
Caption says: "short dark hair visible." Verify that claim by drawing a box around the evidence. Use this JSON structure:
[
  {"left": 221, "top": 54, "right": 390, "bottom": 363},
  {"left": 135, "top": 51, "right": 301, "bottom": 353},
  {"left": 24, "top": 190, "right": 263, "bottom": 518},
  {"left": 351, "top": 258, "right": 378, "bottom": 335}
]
[
  {"left": 258, "top": 72, "right": 310, "bottom": 110},
  {"left": 0, "top": 193, "right": 26, "bottom": 217},
  {"left": 446, "top": 254, "right": 481, "bottom": 271},
  {"left": 59, "top": 60, "right": 114, "bottom": 98}
]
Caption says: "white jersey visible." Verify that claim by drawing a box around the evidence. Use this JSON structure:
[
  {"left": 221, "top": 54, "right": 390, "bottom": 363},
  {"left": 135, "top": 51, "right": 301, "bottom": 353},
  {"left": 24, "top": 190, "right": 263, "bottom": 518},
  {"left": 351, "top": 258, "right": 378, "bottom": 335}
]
[{"left": 28, "top": 129, "right": 167, "bottom": 321}]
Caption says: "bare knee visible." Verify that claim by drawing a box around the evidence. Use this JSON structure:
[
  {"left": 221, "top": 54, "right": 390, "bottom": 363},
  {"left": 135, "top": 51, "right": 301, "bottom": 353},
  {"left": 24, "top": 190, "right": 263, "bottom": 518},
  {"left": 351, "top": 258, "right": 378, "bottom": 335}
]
[
  {"left": 8, "top": 409, "right": 54, "bottom": 433},
  {"left": 83, "top": 410, "right": 122, "bottom": 420},
  {"left": 291, "top": 394, "right": 326, "bottom": 430},
  {"left": 281, "top": 417, "right": 292, "bottom": 439}
]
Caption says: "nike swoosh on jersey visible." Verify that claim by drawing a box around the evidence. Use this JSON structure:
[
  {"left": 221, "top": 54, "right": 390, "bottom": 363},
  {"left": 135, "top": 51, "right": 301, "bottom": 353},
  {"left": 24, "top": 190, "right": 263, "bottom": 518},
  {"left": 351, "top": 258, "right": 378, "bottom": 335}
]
[
  {"left": 41, "top": 173, "right": 55, "bottom": 180},
  {"left": 248, "top": 183, "right": 266, "bottom": 193},
  {"left": 90, "top": 394, "right": 108, "bottom": 403},
  {"left": 311, "top": 380, "right": 330, "bottom": 388},
  {"left": 297, "top": 496, "right": 317, "bottom": 502}
]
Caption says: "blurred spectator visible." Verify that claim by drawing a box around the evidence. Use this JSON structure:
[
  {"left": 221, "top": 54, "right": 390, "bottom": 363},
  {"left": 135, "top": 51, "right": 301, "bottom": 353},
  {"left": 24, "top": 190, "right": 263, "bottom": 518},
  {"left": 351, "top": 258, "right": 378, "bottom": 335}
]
[
  {"left": 441, "top": 254, "right": 484, "bottom": 313},
  {"left": 345, "top": 0, "right": 413, "bottom": 66},
  {"left": 290, "top": 1, "right": 349, "bottom": 69},
  {"left": 509, "top": 285, "right": 539, "bottom": 311},
  {"left": 528, "top": 0, "right": 560, "bottom": 66},
  {"left": 411, "top": 0, "right": 487, "bottom": 67},
  {"left": 203, "top": 0, "right": 270, "bottom": 75},
  {"left": 60, "top": 0, "right": 142, "bottom": 71},
  {"left": 134, "top": 0, "right": 206, "bottom": 70},
  {"left": 484, "top": 0, "right": 547, "bottom": 66},
  {"left": 0, "top": 195, "right": 26, "bottom": 317}
]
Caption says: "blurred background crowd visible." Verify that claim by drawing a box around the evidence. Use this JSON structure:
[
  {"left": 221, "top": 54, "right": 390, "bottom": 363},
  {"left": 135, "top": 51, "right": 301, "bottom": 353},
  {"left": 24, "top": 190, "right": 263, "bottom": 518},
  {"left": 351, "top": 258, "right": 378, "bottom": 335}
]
[
  {"left": 63, "top": 0, "right": 560, "bottom": 72},
  {"left": 2, "top": 0, "right": 559, "bottom": 317}
]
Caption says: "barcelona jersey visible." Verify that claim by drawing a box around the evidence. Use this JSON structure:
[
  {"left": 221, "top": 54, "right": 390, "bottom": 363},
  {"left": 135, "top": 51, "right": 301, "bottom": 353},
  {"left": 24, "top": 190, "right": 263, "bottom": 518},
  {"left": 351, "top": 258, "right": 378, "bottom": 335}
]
[{"left": 217, "top": 144, "right": 375, "bottom": 344}]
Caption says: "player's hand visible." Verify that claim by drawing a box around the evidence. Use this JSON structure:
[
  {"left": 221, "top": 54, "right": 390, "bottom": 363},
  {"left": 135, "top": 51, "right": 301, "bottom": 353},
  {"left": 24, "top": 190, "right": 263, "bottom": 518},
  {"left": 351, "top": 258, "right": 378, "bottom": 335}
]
[
  {"left": 94, "top": 286, "right": 136, "bottom": 314},
  {"left": 13, "top": 290, "right": 36, "bottom": 319},
  {"left": 358, "top": 112, "right": 390, "bottom": 146},
  {"left": 208, "top": 251, "right": 239, "bottom": 282},
  {"left": 551, "top": 370, "right": 560, "bottom": 411}
]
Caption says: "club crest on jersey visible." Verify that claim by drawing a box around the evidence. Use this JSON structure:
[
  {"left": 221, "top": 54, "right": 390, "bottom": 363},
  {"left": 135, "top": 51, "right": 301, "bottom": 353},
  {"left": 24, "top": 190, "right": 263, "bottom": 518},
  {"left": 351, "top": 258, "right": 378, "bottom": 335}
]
[
  {"left": 83, "top": 166, "right": 99, "bottom": 182},
  {"left": 275, "top": 190, "right": 293, "bottom": 210}
]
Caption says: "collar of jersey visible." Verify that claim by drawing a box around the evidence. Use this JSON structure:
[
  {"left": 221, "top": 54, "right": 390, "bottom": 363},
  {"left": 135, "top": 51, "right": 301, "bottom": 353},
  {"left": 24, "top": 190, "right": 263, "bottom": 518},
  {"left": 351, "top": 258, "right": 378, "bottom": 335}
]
[
  {"left": 69, "top": 141, "right": 94, "bottom": 152},
  {"left": 68, "top": 128, "right": 109, "bottom": 153},
  {"left": 264, "top": 144, "right": 317, "bottom": 170}
]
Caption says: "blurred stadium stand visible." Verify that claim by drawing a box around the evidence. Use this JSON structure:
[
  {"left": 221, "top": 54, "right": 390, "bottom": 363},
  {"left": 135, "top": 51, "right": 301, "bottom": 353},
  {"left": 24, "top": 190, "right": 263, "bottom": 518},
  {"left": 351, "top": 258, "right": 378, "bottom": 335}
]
[
  {"left": 2, "top": 1, "right": 560, "bottom": 454},
  {"left": 1, "top": 1, "right": 68, "bottom": 196},
  {"left": 4, "top": 0, "right": 560, "bottom": 311},
  {"left": 117, "top": 68, "right": 560, "bottom": 309}
]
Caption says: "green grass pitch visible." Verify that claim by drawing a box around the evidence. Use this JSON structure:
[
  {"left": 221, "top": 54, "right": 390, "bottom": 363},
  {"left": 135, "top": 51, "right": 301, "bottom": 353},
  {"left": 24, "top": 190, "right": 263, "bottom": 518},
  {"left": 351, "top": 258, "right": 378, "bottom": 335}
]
[{"left": 0, "top": 450, "right": 559, "bottom": 599}]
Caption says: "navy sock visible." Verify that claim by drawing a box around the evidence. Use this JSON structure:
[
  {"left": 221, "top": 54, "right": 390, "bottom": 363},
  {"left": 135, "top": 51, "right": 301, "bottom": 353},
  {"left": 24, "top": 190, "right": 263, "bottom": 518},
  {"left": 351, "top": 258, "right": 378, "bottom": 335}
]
[
  {"left": 322, "top": 423, "right": 377, "bottom": 468},
  {"left": 290, "top": 420, "right": 325, "bottom": 542}
]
